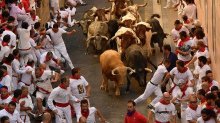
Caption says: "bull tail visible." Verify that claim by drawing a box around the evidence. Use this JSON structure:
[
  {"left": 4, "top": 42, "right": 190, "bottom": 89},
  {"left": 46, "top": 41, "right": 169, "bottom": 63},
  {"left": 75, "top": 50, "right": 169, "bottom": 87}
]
[{"left": 151, "top": 14, "right": 160, "bottom": 19}]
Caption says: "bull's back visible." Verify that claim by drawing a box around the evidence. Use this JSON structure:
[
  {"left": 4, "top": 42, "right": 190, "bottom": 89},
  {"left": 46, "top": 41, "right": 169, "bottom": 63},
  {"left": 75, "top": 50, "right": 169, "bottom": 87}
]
[
  {"left": 88, "top": 21, "right": 108, "bottom": 36},
  {"left": 100, "top": 50, "right": 124, "bottom": 72}
]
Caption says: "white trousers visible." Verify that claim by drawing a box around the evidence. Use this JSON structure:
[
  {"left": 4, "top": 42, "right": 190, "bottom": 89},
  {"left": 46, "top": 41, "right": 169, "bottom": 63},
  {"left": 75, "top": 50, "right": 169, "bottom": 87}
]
[
  {"left": 12, "top": 76, "right": 18, "bottom": 91},
  {"left": 54, "top": 42, "right": 74, "bottom": 69},
  {"left": 134, "top": 82, "right": 163, "bottom": 106},
  {"left": 19, "top": 49, "right": 33, "bottom": 67},
  {"left": 20, "top": 112, "right": 31, "bottom": 123},
  {"left": 56, "top": 105, "right": 72, "bottom": 123}
]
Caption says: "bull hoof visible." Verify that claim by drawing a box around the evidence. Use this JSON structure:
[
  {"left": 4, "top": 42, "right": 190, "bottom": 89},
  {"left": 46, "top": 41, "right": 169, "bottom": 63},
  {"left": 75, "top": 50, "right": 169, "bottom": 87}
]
[{"left": 100, "top": 85, "right": 105, "bottom": 90}]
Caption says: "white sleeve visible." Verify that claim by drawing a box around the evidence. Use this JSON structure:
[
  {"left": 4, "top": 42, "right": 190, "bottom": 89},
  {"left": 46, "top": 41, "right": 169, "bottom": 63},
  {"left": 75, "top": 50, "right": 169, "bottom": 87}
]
[
  {"left": 60, "top": 28, "right": 67, "bottom": 34},
  {"left": 169, "top": 68, "right": 176, "bottom": 76},
  {"left": 16, "top": 111, "right": 24, "bottom": 123},
  {"left": 12, "top": 61, "right": 26, "bottom": 74},
  {"left": 185, "top": 109, "right": 193, "bottom": 121},
  {"left": 4, "top": 48, "right": 10, "bottom": 58},
  {"left": 171, "top": 104, "right": 176, "bottom": 115},
  {"left": 187, "top": 70, "right": 194, "bottom": 81},
  {"left": 81, "top": 76, "right": 89, "bottom": 86},
  {"left": 28, "top": 95, "right": 34, "bottom": 110},
  {"left": 193, "top": 66, "right": 199, "bottom": 75},
  {"left": 47, "top": 90, "right": 57, "bottom": 111}
]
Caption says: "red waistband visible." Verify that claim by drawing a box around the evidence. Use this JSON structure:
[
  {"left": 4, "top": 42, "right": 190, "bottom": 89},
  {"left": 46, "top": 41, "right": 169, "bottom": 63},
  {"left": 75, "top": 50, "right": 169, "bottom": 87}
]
[
  {"left": 18, "top": 47, "right": 31, "bottom": 51},
  {"left": 37, "top": 86, "right": 50, "bottom": 94},
  {"left": 55, "top": 102, "right": 70, "bottom": 107},
  {"left": 155, "top": 120, "right": 170, "bottom": 123}
]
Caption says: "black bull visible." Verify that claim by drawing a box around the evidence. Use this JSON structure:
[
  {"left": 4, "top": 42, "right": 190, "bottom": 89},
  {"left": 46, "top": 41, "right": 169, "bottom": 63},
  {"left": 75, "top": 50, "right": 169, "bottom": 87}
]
[
  {"left": 124, "top": 44, "right": 154, "bottom": 92},
  {"left": 147, "top": 15, "right": 167, "bottom": 52}
]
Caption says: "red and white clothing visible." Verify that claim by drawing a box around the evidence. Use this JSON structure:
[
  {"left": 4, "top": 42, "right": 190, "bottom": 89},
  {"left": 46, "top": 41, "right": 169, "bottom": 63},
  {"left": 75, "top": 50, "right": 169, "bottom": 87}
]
[
  {"left": 170, "top": 67, "right": 194, "bottom": 86},
  {"left": 19, "top": 95, "right": 34, "bottom": 123},
  {"left": 0, "top": 95, "right": 12, "bottom": 105},
  {"left": 171, "top": 26, "right": 189, "bottom": 43},
  {"left": 176, "top": 37, "right": 194, "bottom": 62},
  {"left": 33, "top": 70, "right": 55, "bottom": 99},
  {"left": 193, "top": 64, "right": 211, "bottom": 90},
  {"left": 197, "top": 117, "right": 216, "bottom": 123},
  {"left": 47, "top": 86, "right": 78, "bottom": 123},
  {"left": 124, "top": 111, "right": 147, "bottom": 123},
  {"left": 193, "top": 48, "right": 209, "bottom": 67},
  {"left": 0, "top": 108, "right": 23, "bottom": 123},
  {"left": 192, "top": 37, "right": 208, "bottom": 47},
  {"left": 3, "top": 62, "right": 13, "bottom": 78},
  {"left": 0, "top": 74, "right": 12, "bottom": 92},
  {"left": 1, "top": 29, "right": 17, "bottom": 49},
  {"left": 70, "top": 76, "right": 89, "bottom": 121},
  {"left": 46, "top": 28, "right": 74, "bottom": 69},
  {"left": 154, "top": 101, "right": 176, "bottom": 123},
  {"left": 80, "top": 107, "right": 98, "bottom": 123},
  {"left": 0, "top": 42, "right": 10, "bottom": 62},
  {"left": 40, "top": 52, "right": 60, "bottom": 70},
  {"left": 9, "top": 3, "right": 26, "bottom": 26},
  {"left": 185, "top": 105, "right": 202, "bottom": 122},
  {"left": 182, "top": 3, "right": 197, "bottom": 20}
]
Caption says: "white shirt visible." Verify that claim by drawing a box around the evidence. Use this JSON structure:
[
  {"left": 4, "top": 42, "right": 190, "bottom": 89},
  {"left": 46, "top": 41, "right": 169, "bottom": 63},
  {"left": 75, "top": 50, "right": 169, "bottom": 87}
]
[
  {"left": 40, "top": 52, "right": 59, "bottom": 64},
  {"left": 197, "top": 117, "right": 216, "bottom": 123},
  {"left": 150, "top": 64, "right": 168, "bottom": 84},
  {"left": 20, "top": 66, "right": 34, "bottom": 85},
  {"left": 0, "top": 109, "right": 23, "bottom": 123},
  {"left": 182, "top": 4, "right": 197, "bottom": 20},
  {"left": 79, "top": 107, "right": 97, "bottom": 123},
  {"left": 33, "top": 70, "right": 55, "bottom": 93},
  {"left": 47, "top": 86, "right": 78, "bottom": 111},
  {"left": 12, "top": 59, "right": 26, "bottom": 77},
  {"left": 19, "top": 95, "right": 34, "bottom": 114},
  {"left": 170, "top": 67, "right": 194, "bottom": 85},
  {"left": 0, "top": 75, "right": 12, "bottom": 92},
  {"left": 154, "top": 102, "right": 176, "bottom": 122},
  {"left": 171, "top": 26, "right": 189, "bottom": 42},
  {"left": 172, "top": 86, "right": 193, "bottom": 99},
  {"left": 193, "top": 64, "right": 211, "bottom": 80},
  {"left": 193, "top": 49, "right": 209, "bottom": 67},
  {"left": 176, "top": 38, "right": 194, "bottom": 61},
  {"left": 17, "top": 27, "right": 32, "bottom": 49},
  {"left": 46, "top": 28, "right": 67, "bottom": 45},
  {"left": 0, "top": 42, "right": 10, "bottom": 62},
  {"left": 1, "top": 30, "right": 17, "bottom": 48},
  {"left": 192, "top": 37, "right": 208, "bottom": 47},
  {"left": 3, "top": 63, "right": 13, "bottom": 78},
  {"left": 185, "top": 105, "right": 202, "bottom": 121},
  {"left": 0, "top": 95, "right": 12, "bottom": 105},
  {"left": 70, "top": 76, "right": 88, "bottom": 100}
]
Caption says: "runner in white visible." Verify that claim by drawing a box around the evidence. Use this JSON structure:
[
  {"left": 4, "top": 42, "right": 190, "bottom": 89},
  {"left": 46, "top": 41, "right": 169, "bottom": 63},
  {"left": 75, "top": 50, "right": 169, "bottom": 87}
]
[
  {"left": 47, "top": 77, "right": 79, "bottom": 123},
  {"left": 134, "top": 59, "right": 171, "bottom": 107}
]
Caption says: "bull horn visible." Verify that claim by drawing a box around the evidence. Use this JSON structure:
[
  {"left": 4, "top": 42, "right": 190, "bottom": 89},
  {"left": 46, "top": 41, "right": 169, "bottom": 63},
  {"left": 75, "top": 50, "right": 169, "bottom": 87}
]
[
  {"left": 75, "top": 21, "right": 80, "bottom": 24},
  {"left": 111, "top": 67, "right": 119, "bottom": 75},
  {"left": 152, "top": 32, "right": 158, "bottom": 35},
  {"left": 87, "top": 19, "right": 92, "bottom": 22},
  {"left": 145, "top": 68, "right": 153, "bottom": 73},
  {"left": 86, "top": 36, "right": 96, "bottom": 42},
  {"left": 101, "top": 35, "right": 109, "bottom": 40},
  {"left": 126, "top": 67, "right": 136, "bottom": 75}
]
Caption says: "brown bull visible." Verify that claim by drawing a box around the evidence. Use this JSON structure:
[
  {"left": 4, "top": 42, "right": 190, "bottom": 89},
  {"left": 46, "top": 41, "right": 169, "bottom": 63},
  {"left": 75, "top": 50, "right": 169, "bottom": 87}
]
[{"left": 100, "top": 50, "right": 135, "bottom": 96}]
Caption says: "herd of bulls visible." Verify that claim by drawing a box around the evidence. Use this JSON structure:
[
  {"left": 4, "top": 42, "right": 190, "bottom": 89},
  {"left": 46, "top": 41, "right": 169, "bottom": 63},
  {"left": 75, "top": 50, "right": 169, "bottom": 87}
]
[{"left": 76, "top": 0, "right": 167, "bottom": 96}]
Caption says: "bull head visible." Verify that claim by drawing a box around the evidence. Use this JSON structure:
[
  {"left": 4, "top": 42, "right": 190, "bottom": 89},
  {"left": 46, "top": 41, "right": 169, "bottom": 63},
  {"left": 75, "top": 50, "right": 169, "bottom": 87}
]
[
  {"left": 86, "top": 35, "right": 109, "bottom": 53},
  {"left": 111, "top": 67, "right": 135, "bottom": 75},
  {"left": 78, "top": 20, "right": 92, "bottom": 34}
]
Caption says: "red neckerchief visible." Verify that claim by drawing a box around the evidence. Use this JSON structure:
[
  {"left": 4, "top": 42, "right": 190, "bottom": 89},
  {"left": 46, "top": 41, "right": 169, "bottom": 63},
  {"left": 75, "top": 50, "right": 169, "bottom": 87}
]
[
  {"left": 81, "top": 109, "right": 89, "bottom": 118},
  {"left": 2, "top": 42, "right": 9, "bottom": 47},
  {"left": 217, "top": 109, "right": 220, "bottom": 114},
  {"left": 1, "top": 93, "right": 10, "bottom": 100},
  {"left": 70, "top": 75, "right": 80, "bottom": 80},
  {"left": 59, "top": 84, "right": 67, "bottom": 89},
  {"left": 178, "top": 37, "right": 190, "bottom": 47},
  {"left": 20, "top": 94, "right": 28, "bottom": 99},
  {"left": 198, "top": 47, "right": 206, "bottom": 52},
  {"left": 52, "top": 58, "right": 58, "bottom": 64},
  {"left": 31, "top": 15, "right": 36, "bottom": 21},
  {"left": 184, "top": 20, "right": 191, "bottom": 24},
  {"left": 178, "top": 67, "right": 188, "bottom": 73},
  {"left": 201, "top": 98, "right": 206, "bottom": 104},
  {"left": 4, "top": 62, "right": 11, "bottom": 66},
  {"left": 45, "top": 55, "right": 51, "bottom": 62},
  {"left": 175, "top": 25, "right": 182, "bottom": 31},
  {"left": 188, "top": 104, "right": 197, "bottom": 111},
  {"left": 180, "top": 84, "right": 188, "bottom": 98},
  {"left": 5, "top": 106, "right": 14, "bottom": 114},
  {"left": 3, "top": 72, "right": 8, "bottom": 77},
  {"left": 206, "top": 103, "right": 215, "bottom": 110},
  {"left": 208, "top": 81, "right": 213, "bottom": 91},
  {"left": 159, "top": 99, "right": 170, "bottom": 105},
  {"left": 12, "top": 97, "right": 18, "bottom": 103}
]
